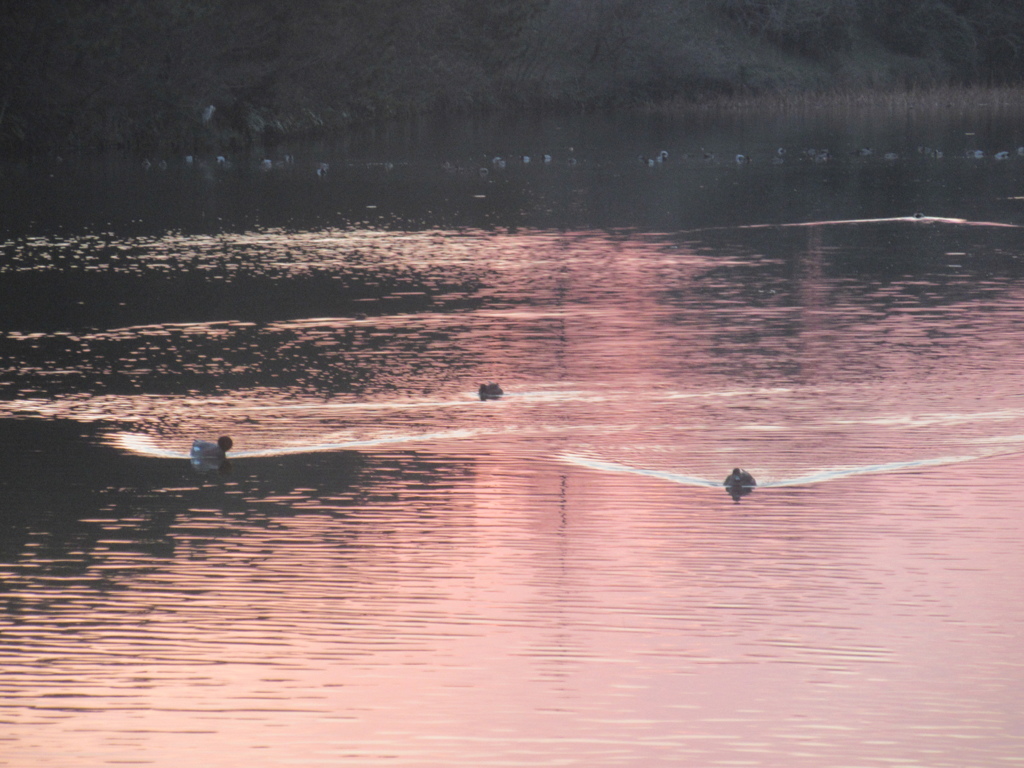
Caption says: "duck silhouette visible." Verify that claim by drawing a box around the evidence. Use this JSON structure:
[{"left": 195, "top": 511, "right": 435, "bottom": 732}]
[
  {"left": 479, "top": 382, "right": 503, "bottom": 400},
  {"left": 724, "top": 468, "right": 756, "bottom": 501}
]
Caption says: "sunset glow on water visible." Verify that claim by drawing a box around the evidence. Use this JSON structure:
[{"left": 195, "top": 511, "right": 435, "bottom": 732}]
[{"left": 3, "top": 115, "right": 1024, "bottom": 766}]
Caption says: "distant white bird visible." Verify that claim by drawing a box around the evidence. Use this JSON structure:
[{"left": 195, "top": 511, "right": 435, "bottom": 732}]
[
  {"left": 995, "top": 151, "right": 1010, "bottom": 160},
  {"left": 521, "top": 155, "right": 530, "bottom": 164},
  {"left": 735, "top": 154, "right": 749, "bottom": 164},
  {"left": 543, "top": 154, "right": 552, "bottom": 164},
  {"left": 316, "top": 162, "right": 329, "bottom": 177},
  {"left": 261, "top": 158, "right": 273, "bottom": 170},
  {"left": 657, "top": 150, "right": 669, "bottom": 163},
  {"left": 202, "top": 105, "right": 215, "bottom": 124}
]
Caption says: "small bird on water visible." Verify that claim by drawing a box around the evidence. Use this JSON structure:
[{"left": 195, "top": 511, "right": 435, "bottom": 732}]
[
  {"left": 724, "top": 468, "right": 756, "bottom": 502},
  {"left": 191, "top": 435, "right": 233, "bottom": 459},
  {"left": 724, "top": 468, "right": 755, "bottom": 487},
  {"left": 479, "top": 382, "right": 503, "bottom": 400}
]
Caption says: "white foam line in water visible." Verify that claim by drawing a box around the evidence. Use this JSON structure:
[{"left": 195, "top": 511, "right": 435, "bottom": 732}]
[
  {"left": 112, "top": 428, "right": 486, "bottom": 459},
  {"left": 236, "top": 429, "right": 485, "bottom": 457},
  {"left": 965, "top": 433, "right": 1024, "bottom": 446},
  {"left": 558, "top": 454, "right": 721, "bottom": 488},
  {"left": 734, "top": 215, "right": 1021, "bottom": 230},
  {"left": 112, "top": 433, "right": 184, "bottom": 458},
  {"left": 189, "top": 390, "right": 593, "bottom": 414},
  {"left": 680, "top": 216, "right": 1021, "bottom": 235},
  {"left": 765, "top": 455, "right": 977, "bottom": 487},
  {"left": 235, "top": 399, "right": 478, "bottom": 413},
  {"left": 828, "top": 408, "right": 1024, "bottom": 429},
  {"left": 661, "top": 386, "right": 795, "bottom": 401},
  {"left": 558, "top": 452, "right": 985, "bottom": 489}
]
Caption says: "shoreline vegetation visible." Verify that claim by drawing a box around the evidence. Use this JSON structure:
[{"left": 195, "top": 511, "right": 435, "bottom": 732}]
[
  {"left": 660, "top": 84, "right": 1024, "bottom": 114},
  {"left": 3, "top": 1, "right": 1024, "bottom": 154}
]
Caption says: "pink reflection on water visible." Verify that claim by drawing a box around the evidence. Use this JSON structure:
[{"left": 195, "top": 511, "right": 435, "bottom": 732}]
[
  {"left": 4, "top": 224, "right": 1024, "bottom": 491},
  {"left": 4, "top": 223, "right": 1024, "bottom": 766}
]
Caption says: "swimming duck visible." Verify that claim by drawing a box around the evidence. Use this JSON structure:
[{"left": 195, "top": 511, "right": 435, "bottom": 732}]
[
  {"left": 191, "top": 435, "right": 233, "bottom": 459},
  {"left": 724, "top": 468, "right": 756, "bottom": 488},
  {"left": 479, "top": 382, "right": 503, "bottom": 400}
]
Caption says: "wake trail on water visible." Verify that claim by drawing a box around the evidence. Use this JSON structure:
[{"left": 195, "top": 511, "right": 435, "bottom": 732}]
[
  {"left": 683, "top": 215, "right": 1021, "bottom": 234},
  {"left": 110, "top": 428, "right": 489, "bottom": 459},
  {"left": 558, "top": 449, "right": 1020, "bottom": 489},
  {"left": 112, "top": 417, "right": 1024, "bottom": 489}
]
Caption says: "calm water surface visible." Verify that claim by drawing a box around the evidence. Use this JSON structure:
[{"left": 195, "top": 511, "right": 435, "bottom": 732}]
[{"left": 2, "top": 111, "right": 1024, "bottom": 767}]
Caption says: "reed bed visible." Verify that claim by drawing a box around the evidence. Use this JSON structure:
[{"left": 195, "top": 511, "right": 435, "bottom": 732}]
[{"left": 660, "top": 85, "right": 1024, "bottom": 117}]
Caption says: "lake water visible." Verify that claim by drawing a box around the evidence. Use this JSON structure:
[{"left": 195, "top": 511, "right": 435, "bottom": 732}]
[{"left": 2, "top": 109, "right": 1024, "bottom": 767}]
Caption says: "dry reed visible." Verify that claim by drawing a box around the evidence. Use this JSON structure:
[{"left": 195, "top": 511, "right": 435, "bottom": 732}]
[{"left": 657, "top": 85, "right": 1024, "bottom": 117}]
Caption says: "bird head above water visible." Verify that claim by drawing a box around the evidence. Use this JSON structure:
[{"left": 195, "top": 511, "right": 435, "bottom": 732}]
[{"left": 725, "top": 468, "right": 755, "bottom": 487}]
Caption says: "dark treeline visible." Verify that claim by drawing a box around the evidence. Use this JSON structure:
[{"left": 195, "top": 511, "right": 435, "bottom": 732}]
[{"left": 2, "top": 0, "right": 1023, "bottom": 151}]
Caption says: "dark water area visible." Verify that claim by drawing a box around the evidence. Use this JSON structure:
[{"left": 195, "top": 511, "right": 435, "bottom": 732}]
[{"left": 2, "top": 110, "right": 1024, "bottom": 767}]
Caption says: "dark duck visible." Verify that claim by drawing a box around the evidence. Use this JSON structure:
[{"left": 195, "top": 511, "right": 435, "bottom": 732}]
[
  {"left": 724, "top": 468, "right": 756, "bottom": 501},
  {"left": 479, "top": 382, "right": 503, "bottom": 400}
]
